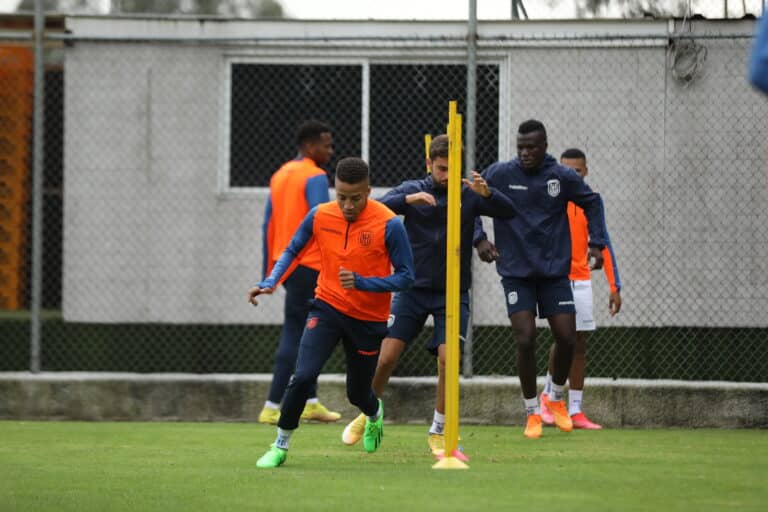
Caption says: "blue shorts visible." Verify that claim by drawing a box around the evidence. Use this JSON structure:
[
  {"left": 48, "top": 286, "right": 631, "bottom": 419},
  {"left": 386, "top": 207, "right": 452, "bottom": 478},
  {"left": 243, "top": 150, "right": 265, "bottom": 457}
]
[
  {"left": 501, "top": 276, "right": 575, "bottom": 318},
  {"left": 387, "top": 288, "right": 469, "bottom": 355}
]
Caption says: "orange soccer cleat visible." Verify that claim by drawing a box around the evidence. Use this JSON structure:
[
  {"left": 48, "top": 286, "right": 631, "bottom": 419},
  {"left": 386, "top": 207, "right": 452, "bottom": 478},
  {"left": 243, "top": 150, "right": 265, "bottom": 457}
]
[
  {"left": 524, "top": 413, "right": 543, "bottom": 439},
  {"left": 546, "top": 399, "right": 573, "bottom": 432}
]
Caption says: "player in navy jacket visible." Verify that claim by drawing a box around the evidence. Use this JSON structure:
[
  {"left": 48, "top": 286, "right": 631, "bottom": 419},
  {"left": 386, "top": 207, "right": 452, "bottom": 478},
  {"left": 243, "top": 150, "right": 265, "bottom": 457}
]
[
  {"left": 477, "top": 120, "right": 607, "bottom": 440},
  {"left": 339, "top": 134, "right": 516, "bottom": 455}
]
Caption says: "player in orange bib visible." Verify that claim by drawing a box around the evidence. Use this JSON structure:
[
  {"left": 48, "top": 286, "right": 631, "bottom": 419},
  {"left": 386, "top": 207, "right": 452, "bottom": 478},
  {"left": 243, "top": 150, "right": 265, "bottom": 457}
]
[
  {"left": 539, "top": 148, "right": 622, "bottom": 429},
  {"left": 258, "top": 120, "right": 341, "bottom": 426},
  {"left": 249, "top": 157, "right": 415, "bottom": 468}
]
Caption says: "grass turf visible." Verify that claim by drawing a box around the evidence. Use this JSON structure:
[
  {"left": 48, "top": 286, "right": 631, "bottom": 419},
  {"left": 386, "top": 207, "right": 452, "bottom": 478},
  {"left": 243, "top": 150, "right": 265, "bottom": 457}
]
[{"left": 1, "top": 421, "right": 766, "bottom": 511}]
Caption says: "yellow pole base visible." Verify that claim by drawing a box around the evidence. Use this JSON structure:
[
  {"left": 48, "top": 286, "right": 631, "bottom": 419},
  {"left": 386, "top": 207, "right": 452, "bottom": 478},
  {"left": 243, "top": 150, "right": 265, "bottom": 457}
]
[{"left": 432, "top": 456, "right": 469, "bottom": 470}]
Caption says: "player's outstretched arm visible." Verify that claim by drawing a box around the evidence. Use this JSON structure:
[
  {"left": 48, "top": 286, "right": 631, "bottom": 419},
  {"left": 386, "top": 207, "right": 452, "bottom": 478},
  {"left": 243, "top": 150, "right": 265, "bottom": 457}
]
[{"left": 250, "top": 207, "right": 317, "bottom": 303}]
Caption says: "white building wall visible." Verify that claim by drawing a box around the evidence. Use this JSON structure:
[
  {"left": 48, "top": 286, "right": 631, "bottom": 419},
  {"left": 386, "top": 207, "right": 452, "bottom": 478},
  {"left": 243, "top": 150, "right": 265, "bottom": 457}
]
[{"left": 62, "top": 16, "right": 768, "bottom": 327}]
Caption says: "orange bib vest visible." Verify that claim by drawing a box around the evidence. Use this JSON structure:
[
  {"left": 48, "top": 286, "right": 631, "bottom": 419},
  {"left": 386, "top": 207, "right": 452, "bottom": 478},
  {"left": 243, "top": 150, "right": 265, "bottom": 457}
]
[
  {"left": 266, "top": 158, "right": 324, "bottom": 274},
  {"left": 312, "top": 200, "right": 396, "bottom": 322}
]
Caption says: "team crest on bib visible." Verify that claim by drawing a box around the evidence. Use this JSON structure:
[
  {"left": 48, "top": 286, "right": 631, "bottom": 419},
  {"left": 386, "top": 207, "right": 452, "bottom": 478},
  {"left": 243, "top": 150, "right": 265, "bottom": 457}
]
[
  {"left": 547, "top": 179, "right": 560, "bottom": 197},
  {"left": 507, "top": 291, "right": 518, "bottom": 305},
  {"left": 359, "top": 231, "right": 373, "bottom": 247}
]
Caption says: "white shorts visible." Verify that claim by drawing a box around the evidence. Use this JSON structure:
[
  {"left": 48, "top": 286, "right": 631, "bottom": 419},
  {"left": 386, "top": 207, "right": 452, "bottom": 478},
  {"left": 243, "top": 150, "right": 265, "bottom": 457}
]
[{"left": 571, "top": 280, "right": 596, "bottom": 332}]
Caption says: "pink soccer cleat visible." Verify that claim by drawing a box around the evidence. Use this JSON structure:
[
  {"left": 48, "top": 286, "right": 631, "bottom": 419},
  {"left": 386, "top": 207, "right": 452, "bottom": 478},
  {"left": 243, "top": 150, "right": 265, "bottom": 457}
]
[
  {"left": 540, "top": 393, "right": 555, "bottom": 425},
  {"left": 571, "top": 412, "right": 603, "bottom": 430}
]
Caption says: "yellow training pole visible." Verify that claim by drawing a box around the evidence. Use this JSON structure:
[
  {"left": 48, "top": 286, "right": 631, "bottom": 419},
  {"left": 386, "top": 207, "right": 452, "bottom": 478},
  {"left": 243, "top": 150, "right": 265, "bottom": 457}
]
[
  {"left": 433, "top": 100, "right": 468, "bottom": 470},
  {"left": 424, "top": 134, "right": 432, "bottom": 174}
]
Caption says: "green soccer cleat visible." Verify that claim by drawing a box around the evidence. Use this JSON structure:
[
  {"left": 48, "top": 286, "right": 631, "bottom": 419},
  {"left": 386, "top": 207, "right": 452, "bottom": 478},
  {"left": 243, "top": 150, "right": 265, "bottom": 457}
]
[
  {"left": 363, "top": 399, "right": 384, "bottom": 453},
  {"left": 256, "top": 444, "right": 287, "bottom": 468}
]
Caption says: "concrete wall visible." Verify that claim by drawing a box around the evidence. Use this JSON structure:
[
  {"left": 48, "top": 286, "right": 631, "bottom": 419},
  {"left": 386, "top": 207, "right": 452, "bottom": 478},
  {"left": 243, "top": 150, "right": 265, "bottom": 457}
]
[
  {"left": 1, "top": 373, "right": 766, "bottom": 428},
  {"left": 61, "top": 16, "right": 768, "bottom": 327}
]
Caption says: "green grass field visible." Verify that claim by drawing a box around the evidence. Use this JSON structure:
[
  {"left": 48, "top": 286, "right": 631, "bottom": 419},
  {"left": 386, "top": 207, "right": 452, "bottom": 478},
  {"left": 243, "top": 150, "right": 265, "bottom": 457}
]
[{"left": 1, "top": 421, "right": 766, "bottom": 511}]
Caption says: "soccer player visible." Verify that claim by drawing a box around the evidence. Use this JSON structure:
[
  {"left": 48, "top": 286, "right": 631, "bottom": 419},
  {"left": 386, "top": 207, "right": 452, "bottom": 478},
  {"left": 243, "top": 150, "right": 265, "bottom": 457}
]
[
  {"left": 258, "top": 120, "right": 341, "bottom": 425},
  {"left": 533, "top": 149, "right": 622, "bottom": 429},
  {"left": 475, "top": 120, "right": 608, "bottom": 439},
  {"left": 749, "top": 12, "right": 768, "bottom": 95},
  {"left": 339, "top": 134, "right": 517, "bottom": 456},
  {"left": 249, "top": 157, "right": 415, "bottom": 468}
]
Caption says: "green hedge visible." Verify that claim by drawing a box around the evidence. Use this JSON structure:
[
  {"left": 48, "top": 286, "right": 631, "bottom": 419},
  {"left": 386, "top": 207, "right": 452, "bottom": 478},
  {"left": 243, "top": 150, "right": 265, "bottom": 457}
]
[{"left": 1, "top": 313, "right": 765, "bottom": 381}]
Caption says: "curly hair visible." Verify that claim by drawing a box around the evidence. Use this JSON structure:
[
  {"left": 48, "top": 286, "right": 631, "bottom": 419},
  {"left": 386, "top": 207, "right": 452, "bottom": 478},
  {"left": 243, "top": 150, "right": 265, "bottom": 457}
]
[
  {"left": 335, "top": 157, "right": 369, "bottom": 184},
  {"left": 295, "top": 120, "right": 332, "bottom": 147}
]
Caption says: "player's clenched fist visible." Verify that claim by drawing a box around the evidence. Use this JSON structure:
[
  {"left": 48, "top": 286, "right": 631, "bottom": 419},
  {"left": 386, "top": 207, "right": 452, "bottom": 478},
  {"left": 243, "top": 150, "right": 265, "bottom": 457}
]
[{"left": 339, "top": 267, "right": 356, "bottom": 289}]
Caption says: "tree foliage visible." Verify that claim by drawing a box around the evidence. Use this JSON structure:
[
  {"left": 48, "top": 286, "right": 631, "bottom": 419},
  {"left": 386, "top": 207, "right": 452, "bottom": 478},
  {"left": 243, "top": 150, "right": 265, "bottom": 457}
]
[
  {"left": 540, "top": 0, "right": 700, "bottom": 18},
  {"left": 17, "top": 0, "right": 285, "bottom": 17},
  {"left": 576, "top": 0, "right": 691, "bottom": 18}
]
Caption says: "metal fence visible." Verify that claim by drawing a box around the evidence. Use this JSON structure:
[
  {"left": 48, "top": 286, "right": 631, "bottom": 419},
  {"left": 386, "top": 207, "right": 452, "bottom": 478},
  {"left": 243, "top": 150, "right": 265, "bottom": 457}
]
[{"left": 1, "top": 16, "right": 767, "bottom": 382}]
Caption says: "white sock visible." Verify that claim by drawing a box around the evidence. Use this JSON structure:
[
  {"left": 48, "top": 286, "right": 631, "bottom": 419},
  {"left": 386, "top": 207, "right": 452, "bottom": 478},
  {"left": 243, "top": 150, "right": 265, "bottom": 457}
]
[
  {"left": 264, "top": 400, "right": 280, "bottom": 410},
  {"left": 523, "top": 396, "right": 540, "bottom": 416},
  {"left": 275, "top": 427, "right": 293, "bottom": 450},
  {"left": 550, "top": 383, "right": 565, "bottom": 402},
  {"left": 367, "top": 401, "right": 383, "bottom": 422},
  {"left": 569, "top": 389, "right": 583, "bottom": 416},
  {"left": 543, "top": 373, "right": 553, "bottom": 396},
  {"left": 429, "top": 410, "right": 445, "bottom": 435},
  {"left": 305, "top": 398, "right": 319, "bottom": 405}
]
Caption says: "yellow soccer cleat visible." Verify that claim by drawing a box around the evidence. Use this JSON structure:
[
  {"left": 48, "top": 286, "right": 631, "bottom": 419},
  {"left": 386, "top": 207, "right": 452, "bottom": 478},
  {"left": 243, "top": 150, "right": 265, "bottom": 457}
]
[
  {"left": 258, "top": 406, "right": 280, "bottom": 425},
  {"left": 342, "top": 413, "right": 366, "bottom": 445},
  {"left": 301, "top": 402, "right": 342, "bottom": 423},
  {"left": 428, "top": 433, "right": 445, "bottom": 456},
  {"left": 524, "top": 413, "right": 543, "bottom": 439},
  {"left": 547, "top": 399, "right": 574, "bottom": 432}
]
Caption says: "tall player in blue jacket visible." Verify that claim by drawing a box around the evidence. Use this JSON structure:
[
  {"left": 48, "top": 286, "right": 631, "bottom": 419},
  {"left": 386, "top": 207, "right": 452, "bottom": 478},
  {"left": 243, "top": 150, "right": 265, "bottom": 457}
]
[
  {"left": 478, "top": 120, "right": 607, "bottom": 439},
  {"left": 339, "top": 134, "right": 517, "bottom": 456}
]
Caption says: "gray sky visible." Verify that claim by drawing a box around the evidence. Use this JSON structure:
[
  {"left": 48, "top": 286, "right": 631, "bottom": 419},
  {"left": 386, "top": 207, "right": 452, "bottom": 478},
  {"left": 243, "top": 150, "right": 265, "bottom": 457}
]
[{"left": 0, "top": 0, "right": 765, "bottom": 18}]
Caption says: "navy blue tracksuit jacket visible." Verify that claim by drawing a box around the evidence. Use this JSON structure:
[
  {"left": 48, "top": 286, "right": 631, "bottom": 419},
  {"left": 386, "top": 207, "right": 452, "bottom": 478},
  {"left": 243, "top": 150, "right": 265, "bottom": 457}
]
[
  {"left": 481, "top": 154, "right": 607, "bottom": 279},
  {"left": 377, "top": 177, "right": 516, "bottom": 291}
]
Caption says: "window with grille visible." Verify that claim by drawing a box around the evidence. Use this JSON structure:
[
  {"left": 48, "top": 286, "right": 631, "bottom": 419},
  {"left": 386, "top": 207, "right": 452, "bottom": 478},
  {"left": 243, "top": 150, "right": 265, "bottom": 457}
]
[{"left": 227, "top": 61, "right": 499, "bottom": 188}]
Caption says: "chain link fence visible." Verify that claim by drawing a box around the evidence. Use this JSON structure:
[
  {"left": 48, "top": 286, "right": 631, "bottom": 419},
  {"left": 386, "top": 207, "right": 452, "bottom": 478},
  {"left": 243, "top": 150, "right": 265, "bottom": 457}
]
[{"left": 1, "top": 16, "right": 766, "bottom": 382}]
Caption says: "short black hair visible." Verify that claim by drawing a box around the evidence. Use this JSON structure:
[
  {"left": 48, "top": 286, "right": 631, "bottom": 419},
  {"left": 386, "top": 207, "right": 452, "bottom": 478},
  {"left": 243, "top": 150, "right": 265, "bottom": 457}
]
[
  {"left": 296, "top": 120, "right": 332, "bottom": 147},
  {"left": 335, "top": 157, "right": 369, "bottom": 184},
  {"left": 561, "top": 148, "right": 586, "bottom": 161},
  {"left": 518, "top": 119, "right": 547, "bottom": 139},
  {"left": 429, "top": 134, "right": 449, "bottom": 160}
]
